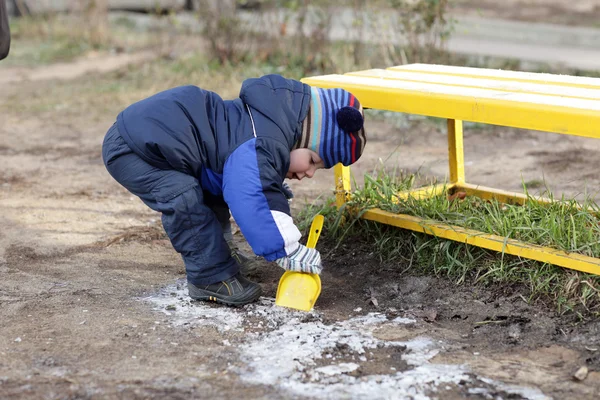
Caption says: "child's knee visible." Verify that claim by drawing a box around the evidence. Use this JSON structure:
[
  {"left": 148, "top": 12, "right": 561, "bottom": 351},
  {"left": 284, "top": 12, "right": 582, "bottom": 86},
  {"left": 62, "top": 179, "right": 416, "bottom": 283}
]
[
  {"left": 102, "top": 124, "right": 132, "bottom": 170},
  {"left": 159, "top": 186, "right": 214, "bottom": 238}
]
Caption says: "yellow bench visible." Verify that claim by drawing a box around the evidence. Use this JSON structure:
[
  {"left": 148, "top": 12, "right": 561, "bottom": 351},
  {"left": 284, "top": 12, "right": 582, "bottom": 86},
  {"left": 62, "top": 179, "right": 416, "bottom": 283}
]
[{"left": 301, "top": 64, "right": 600, "bottom": 276}]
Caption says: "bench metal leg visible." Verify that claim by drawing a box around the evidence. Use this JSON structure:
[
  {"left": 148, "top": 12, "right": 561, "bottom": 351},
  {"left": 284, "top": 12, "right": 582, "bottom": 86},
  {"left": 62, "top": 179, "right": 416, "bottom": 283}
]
[
  {"left": 332, "top": 117, "right": 600, "bottom": 277},
  {"left": 448, "top": 119, "right": 465, "bottom": 184},
  {"left": 334, "top": 163, "right": 351, "bottom": 207}
]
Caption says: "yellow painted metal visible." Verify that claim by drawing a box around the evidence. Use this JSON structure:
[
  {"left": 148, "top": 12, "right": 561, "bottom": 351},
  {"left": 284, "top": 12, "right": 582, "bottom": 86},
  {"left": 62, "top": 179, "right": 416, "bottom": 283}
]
[
  {"left": 397, "top": 182, "right": 592, "bottom": 212},
  {"left": 448, "top": 119, "right": 465, "bottom": 184},
  {"left": 396, "top": 183, "right": 451, "bottom": 201},
  {"left": 334, "top": 163, "right": 351, "bottom": 207},
  {"left": 275, "top": 215, "right": 324, "bottom": 311},
  {"left": 362, "top": 208, "right": 600, "bottom": 276},
  {"left": 300, "top": 75, "right": 600, "bottom": 139},
  {"left": 347, "top": 68, "right": 600, "bottom": 100},
  {"left": 453, "top": 183, "right": 553, "bottom": 206},
  {"left": 396, "top": 182, "right": 554, "bottom": 206},
  {"left": 454, "top": 183, "right": 597, "bottom": 215},
  {"left": 389, "top": 64, "right": 600, "bottom": 90},
  {"left": 302, "top": 64, "right": 600, "bottom": 277}
]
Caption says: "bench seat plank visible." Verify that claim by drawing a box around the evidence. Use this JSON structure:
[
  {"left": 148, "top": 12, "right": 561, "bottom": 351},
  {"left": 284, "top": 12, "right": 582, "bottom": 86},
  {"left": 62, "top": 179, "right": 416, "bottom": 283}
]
[
  {"left": 348, "top": 69, "right": 600, "bottom": 101},
  {"left": 390, "top": 64, "right": 600, "bottom": 89},
  {"left": 301, "top": 73, "right": 600, "bottom": 138}
]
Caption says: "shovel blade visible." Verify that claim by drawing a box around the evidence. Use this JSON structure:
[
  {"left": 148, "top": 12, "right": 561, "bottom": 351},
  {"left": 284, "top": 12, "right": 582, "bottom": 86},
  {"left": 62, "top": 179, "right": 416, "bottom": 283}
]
[
  {"left": 275, "top": 214, "right": 325, "bottom": 311},
  {"left": 275, "top": 271, "right": 321, "bottom": 311}
]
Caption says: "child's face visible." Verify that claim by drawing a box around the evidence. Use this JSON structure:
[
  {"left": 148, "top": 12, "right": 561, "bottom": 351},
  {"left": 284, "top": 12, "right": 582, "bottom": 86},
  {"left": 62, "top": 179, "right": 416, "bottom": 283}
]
[{"left": 286, "top": 149, "right": 325, "bottom": 180}]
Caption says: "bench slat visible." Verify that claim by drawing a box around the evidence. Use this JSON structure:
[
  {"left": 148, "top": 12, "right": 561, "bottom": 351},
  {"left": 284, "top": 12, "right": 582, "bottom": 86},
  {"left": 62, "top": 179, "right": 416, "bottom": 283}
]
[
  {"left": 301, "top": 74, "right": 600, "bottom": 138},
  {"left": 348, "top": 69, "right": 600, "bottom": 101},
  {"left": 389, "top": 64, "right": 600, "bottom": 89}
]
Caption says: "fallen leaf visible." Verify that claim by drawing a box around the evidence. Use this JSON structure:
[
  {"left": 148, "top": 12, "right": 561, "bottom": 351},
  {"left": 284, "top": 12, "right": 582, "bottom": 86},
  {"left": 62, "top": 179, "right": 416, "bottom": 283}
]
[{"left": 448, "top": 191, "right": 467, "bottom": 202}]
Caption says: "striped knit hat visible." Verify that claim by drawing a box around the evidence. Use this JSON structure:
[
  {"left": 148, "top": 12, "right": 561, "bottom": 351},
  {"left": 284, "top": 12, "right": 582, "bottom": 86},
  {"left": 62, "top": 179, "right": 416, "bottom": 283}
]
[{"left": 296, "top": 87, "right": 366, "bottom": 168}]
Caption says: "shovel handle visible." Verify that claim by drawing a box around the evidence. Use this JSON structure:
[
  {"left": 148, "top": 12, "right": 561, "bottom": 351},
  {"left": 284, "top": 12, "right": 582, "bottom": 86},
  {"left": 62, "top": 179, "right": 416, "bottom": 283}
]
[{"left": 306, "top": 214, "right": 324, "bottom": 249}]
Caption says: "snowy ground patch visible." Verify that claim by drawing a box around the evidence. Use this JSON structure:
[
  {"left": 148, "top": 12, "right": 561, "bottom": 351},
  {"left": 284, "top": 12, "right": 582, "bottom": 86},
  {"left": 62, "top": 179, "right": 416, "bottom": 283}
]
[
  {"left": 238, "top": 299, "right": 468, "bottom": 399},
  {"left": 142, "top": 279, "right": 243, "bottom": 332},
  {"left": 143, "top": 281, "right": 550, "bottom": 400}
]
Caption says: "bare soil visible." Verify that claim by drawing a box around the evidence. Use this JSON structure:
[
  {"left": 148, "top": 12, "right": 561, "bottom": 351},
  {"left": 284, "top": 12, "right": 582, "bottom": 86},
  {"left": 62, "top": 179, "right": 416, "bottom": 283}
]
[{"left": 2, "top": 51, "right": 600, "bottom": 398}]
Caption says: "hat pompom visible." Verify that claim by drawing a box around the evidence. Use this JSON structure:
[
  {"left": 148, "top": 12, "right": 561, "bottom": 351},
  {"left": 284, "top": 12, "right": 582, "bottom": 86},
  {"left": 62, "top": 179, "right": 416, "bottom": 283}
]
[{"left": 336, "top": 106, "right": 364, "bottom": 133}]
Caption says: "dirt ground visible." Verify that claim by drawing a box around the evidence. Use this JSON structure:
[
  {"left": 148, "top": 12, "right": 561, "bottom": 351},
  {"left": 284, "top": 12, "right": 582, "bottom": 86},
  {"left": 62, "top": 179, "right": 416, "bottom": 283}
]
[{"left": 3, "top": 40, "right": 600, "bottom": 400}]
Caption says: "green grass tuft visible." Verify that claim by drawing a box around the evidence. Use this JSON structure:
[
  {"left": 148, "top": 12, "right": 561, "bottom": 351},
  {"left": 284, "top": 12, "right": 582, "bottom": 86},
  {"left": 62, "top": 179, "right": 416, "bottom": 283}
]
[{"left": 299, "top": 170, "right": 600, "bottom": 318}]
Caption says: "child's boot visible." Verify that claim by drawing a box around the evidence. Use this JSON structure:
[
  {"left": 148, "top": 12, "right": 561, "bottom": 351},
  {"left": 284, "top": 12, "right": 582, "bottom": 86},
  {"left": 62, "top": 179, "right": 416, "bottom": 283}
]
[
  {"left": 188, "top": 273, "right": 262, "bottom": 306},
  {"left": 221, "top": 219, "right": 262, "bottom": 276},
  {"left": 226, "top": 239, "right": 262, "bottom": 276}
]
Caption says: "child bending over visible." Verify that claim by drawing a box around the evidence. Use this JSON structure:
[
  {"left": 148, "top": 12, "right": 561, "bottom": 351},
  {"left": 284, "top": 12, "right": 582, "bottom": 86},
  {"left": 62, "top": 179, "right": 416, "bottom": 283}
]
[{"left": 102, "top": 74, "right": 366, "bottom": 306}]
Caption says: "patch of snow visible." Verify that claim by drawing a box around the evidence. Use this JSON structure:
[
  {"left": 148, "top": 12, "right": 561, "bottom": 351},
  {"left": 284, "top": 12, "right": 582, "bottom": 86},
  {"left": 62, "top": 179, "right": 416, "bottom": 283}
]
[
  {"left": 392, "top": 317, "right": 418, "bottom": 324},
  {"left": 314, "top": 363, "right": 360, "bottom": 376},
  {"left": 237, "top": 312, "right": 466, "bottom": 399},
  {"left": 143, "top": 281, "right": 551, "bottom": 400},
  {"left": 244, "top": 297, "right": 321, "bottom": 329},
  {"left": 141, "top": 280, "right": 243, "bottom": 332},
  {"left": 391, "top": 337, "right": 440, "bottom": 366},
  {"left": 479, "top": 377, "right": 550, "bottom": 400},
  {"left": 343, "top": 312, "right": 388, "bottom": 326},
  {"left": 341, "top": 313, "right": 416, "bottom": 329}
]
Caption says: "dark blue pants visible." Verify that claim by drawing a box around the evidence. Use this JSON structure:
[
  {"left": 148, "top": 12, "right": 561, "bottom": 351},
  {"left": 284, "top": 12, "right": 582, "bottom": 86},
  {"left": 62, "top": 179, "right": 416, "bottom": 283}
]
[{"left": 101, "top": 124, "right": 238, "bottom": 285}]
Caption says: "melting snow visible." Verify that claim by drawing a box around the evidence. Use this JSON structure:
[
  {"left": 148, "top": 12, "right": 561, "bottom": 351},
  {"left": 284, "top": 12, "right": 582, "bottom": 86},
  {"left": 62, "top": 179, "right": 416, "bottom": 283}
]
[
  {"left": 143, "top": 281, "right": 550, "bottom": 400},
  {"left": 236, "top": 305, "right": 466, "bottom": 399},
  {"left": 142, "top": 279, "right": 243, "bottom": 331}
]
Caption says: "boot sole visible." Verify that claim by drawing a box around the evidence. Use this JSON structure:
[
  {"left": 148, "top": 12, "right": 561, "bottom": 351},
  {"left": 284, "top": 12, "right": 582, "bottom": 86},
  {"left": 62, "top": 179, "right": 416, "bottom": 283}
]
[{"left": 189, "top": 284, "right": 262, "bottom": 307}]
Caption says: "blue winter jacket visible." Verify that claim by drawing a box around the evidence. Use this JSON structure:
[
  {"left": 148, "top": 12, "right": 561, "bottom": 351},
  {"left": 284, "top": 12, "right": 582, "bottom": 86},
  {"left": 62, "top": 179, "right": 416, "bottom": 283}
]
[{"left": 116, "top": 75, "right": 311, "bottom": 261}]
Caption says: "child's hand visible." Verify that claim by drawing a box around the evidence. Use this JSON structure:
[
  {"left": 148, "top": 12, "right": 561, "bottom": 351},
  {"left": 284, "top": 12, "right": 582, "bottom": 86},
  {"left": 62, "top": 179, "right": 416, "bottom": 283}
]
[{"left": 275, "top": 244, "right": 322, "bottom": 274}]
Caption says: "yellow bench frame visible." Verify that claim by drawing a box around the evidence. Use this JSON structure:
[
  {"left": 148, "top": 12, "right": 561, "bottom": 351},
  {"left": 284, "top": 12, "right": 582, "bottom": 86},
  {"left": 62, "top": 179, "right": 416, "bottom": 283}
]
[{"left": 301, "top": 64, "right": 600, "bottom": 276}]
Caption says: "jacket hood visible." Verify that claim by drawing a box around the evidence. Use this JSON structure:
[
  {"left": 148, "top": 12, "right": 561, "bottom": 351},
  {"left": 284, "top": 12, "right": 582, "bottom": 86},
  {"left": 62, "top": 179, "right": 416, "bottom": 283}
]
[{"left": 239, "top": 74, "right": 312, "bottom": 147}]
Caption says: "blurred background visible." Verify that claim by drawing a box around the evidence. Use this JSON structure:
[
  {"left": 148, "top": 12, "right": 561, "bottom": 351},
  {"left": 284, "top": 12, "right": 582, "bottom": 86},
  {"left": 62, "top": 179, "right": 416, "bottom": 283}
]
[
  {"left": 2, "top": 0, "right": 600, "bottom": 200},
  {"left": 3, "top": 0, "right": 600, "bottom": 80},
  {"left": 2, "top": 0, "right": 600, "bottom": 206}
]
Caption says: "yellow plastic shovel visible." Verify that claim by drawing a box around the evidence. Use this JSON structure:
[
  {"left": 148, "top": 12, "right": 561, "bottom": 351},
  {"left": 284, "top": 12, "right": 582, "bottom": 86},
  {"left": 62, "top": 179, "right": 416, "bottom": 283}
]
[{"left": 275, "top": 214, "right": 324, "bottom": 311}]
